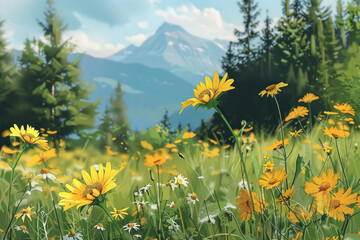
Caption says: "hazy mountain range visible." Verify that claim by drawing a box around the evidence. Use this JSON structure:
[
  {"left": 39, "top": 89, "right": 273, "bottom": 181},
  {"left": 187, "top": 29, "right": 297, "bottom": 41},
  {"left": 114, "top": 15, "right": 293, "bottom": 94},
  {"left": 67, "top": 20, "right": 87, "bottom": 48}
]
[{"left": 15, "top": 22, "right": 227, "bottom": 130}]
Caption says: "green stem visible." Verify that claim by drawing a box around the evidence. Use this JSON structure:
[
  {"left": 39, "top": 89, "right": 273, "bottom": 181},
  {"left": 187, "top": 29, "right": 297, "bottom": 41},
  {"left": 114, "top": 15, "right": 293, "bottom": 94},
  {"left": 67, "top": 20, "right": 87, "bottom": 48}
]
[
  {"left": 156, "top": 165, "right": 163, "bottom": 240},
  {"left": 274, "top": 96, "right": 288, "bottom": 189},
  {"left": 6, "top": 147, "right": 27, "bottom": 223},
  {"left": 213, "top": 106, "right": 256, "bottom": 218},
  {"left": 98, "top": 202, "right": 123, "bottom": 235},
  {"left": 335, "top": 139, "right": 349, "bottom": 187},
  {"left": 46, "top": 178, "right": 63, "bottom": 239}
]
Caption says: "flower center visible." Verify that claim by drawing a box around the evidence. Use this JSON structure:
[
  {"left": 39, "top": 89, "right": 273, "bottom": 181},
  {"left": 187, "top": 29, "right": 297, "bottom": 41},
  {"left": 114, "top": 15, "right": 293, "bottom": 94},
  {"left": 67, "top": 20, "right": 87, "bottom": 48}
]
[
  {"left": 319, "top": 182, "right": 331, "bottom": 192},
  {"left": 198, "top": 89, "right": 213, "bottom": 99},
  {"left": 128, "top": 223, "right": 135, "bottom": 228},
  {"left": 97, "top": 223, "right": 104, "bottom": 228},
  {"left": 191, "top": 193, "right": 197, "bottom": 200},
  {"left": 40, "top": 168, "right": 49, "bottom": 174},
  {"left": 265, "top": 84, "right": 276, "bottom": 91},
  {"left": 67, "top": 233, "right": 74, "bottom": 237},
  {"left": 177, "top": 178, "right": 183, "bottom": 185},
  {"left": 22, "top": 133, "right": 35, "bottom": 143},
  {"left": 268, "top": 178, "right": 278, "bottom": 185},
  {"left": 245, "top": 199, "right": 252, "bottom": 210},
  {"left": 82, "top": 182, "right": 101, "bottom": 198},
  {"left": 331, "top": 199, "right": 341, "bottom": 209},
  {"left": 20, "top": 226, "right": 27, "bottom": 231}
]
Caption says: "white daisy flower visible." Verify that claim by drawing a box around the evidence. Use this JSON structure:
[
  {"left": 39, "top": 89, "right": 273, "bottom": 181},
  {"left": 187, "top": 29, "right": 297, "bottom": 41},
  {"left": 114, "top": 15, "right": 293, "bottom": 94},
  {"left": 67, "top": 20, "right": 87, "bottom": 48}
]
[
  {"left": 63, "top": 232, "right": 83, "bottom": 240},
  {"left": 167, "top": 201, "right": 176, "bottom": 208},
  {"left": 187, "top": 192, "right": 199, "bottom": 205},
  {"left": 35, "top": 168, "right": 56, "bottom": 181},
  {"left": 139, "top": 184, "right": 151, "bottom": 193},
  {"left": 94, "top": 223, "right": 105, "bottom": 231},
  {"left": 238, "top": 179, "right": 249, "bottom": 190},
  {"left": 199, "top": 214, "right": 216, "bottom": 224},
  {"left": 133, "top": 234, "right": 142, "bottom": 238},
  {"left": 123, "top": 223, "right": 140, "bottom": 233},
  {"left": 174, "top": 174, "right": 188, "bottom": 187},
  {"left": 197, "top": 176, "right": 205, "bottom": 179},
  {"left": 224, "top": 202, "right": 236, "bottom": 211},
  {"left": 14, "top": 225, "right": 28, "bottom": 234}
]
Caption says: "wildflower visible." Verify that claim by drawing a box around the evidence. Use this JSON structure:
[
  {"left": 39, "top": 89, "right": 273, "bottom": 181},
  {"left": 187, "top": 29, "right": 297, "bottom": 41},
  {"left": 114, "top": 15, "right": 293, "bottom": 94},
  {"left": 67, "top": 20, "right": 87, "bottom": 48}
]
[
  {"left": 209, "top": 138, "right": 218, "bottom": 145},
  {"left": 298, "top": 93, "right": 319, "bottom": 103},
  {"left": 123, "top": 223, "right": 140, "bottom": 233},
  {"left": 323, "top": 146, "right": 333, "bottom": 155},
  {"left": 174, "top": 139, "right": 182, "bottom": 144},
  {"left": 133, "top": 234, "right": 142, "bottom": 238},
  {"left": 144, "top": 149, "right": 168, "bottom": 167},
  {"left": 199, "top": 215, "right": 216, "bottom": 224},
  {"left": 174, "top": 174, "right": 188, "bottom": 187},
  {"left": 58, "top": 162, "right": 120, "bottom": 211},
  {"left": 27, "top": 149, "right": 57, "bottom": 167},
  {"left": 9, "top": 124, "right": 48, "bottom": 149},
  {"left": 14, "top": 206, "right": 35, "bottom": 222},
  {"left": 263, "top": 153, "right": 270, "bottom": 160},
  {"left": 328, "top": 188, "right": 357, "bottom": 221},
  {"left": 263, "top": 161, "right": 274, "bottom": 172},
  {"left": 224, "top": 202, "right": 236, "bottom": 211},
  {"left": 47, "top": 130, "right": 57, "bottom": 134},
  {"left": 165, "top": 143, "right": 176, "bottom": 148},
  {"left": 35, "top": 168, "right": 56, "bottom": 180},
  {"left": 304, "top": 169, "right": 339, "bottom": 206},
  {"left": 276, "top": 186, "right": 294, "bottom": 205},
  {"left": 198, "top": 176, "right": 205, "bottom": 179},
  {"left": 26, "top": 179, "right": 43, "bottom": 195},
  {"left": 94, "top": 223, "right": 105, "bottom": 231},
  {"left": 133, "top": 200, "right": 149, "bottom": 209},
  {"left": 323, "top": 126, "right": 350, "bottom": 139},
  {"left": 334, "top": 103, "right": 355, "bottom": 116},
  {"left": 285, "top": 106, "right": 309, "bottom": 122},
  {"left": 139, "top": 184, "right": 151, "bottom": 193},
  {"left": 168, "top": 201, "right": 176, "bottom": 208},
  {"left": 14, "top": 225, "right": 28, "bottom": 234},
  {"left": 238, "top": 180, "right": 249, "bottom": 189},
  {"left": 110, "top": 207, "right": 129, "bottom": 220},
  {"left": 168, "top": 219, "right": 181, "bottom": 231},
  {"left": 140, "top": 140, "right": 153, "bottom": 151},
  {"left": 259, "top": 82, "right": 288, "bottom": 98},
  {"left": 182, "top": 132, "right": 196, "bottom": 139},
  {"left": 187, "top": 192, "right": 199, "bottom": 204},
  {"left": 324, "top": 111, "right": 338, "bottom": 115},
  {"left": 63, "top": 232, "right": 83, "bottom": 240},
  {"left": 289, "top": 129, "right": 303, "bottom": 137},
  {"left": 288, "top": 207, "right": 312, "bottom": 224},
  {"left": 179, "top": 71, "right": 235, "bottom": 114},
  {"left": 236, "top": 189, "right": 267, "bottom": 221},
  {"left": 264, "top": 139, "right": 289, "bottom": 151},
  {"left": 201, "top": 147, "right": 220, "bottom": 157},
  {"left": 1, "top": 145, "right": 20, "bottom": 154},
  {"left": 258, "top": 169, "right": 287, "bottom": 190},
  {"left": 105, "top": 146, "right": 118, "bottom": 156}
]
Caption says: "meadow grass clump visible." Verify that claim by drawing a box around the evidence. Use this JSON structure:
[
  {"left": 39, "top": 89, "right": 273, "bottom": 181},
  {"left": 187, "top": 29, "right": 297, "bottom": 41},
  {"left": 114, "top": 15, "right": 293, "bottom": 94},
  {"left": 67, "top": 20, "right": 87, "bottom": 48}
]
[{"left": 0, "top": 71, "right": 360, "bottom": 239}]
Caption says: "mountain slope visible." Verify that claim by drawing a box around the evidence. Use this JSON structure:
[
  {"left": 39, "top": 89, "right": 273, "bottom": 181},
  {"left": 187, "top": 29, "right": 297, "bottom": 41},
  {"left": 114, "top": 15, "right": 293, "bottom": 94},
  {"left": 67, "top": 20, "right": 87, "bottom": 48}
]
[{"left": 115, "top": 22, "right": 227, "bottom": 85}]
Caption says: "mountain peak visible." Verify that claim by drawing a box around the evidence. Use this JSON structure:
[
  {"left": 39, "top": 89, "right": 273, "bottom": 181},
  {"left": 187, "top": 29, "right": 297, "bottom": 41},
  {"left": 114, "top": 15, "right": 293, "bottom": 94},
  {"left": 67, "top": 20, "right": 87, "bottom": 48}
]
[{"left": 156, "top": 22, "right": 184, "bottom": 33}]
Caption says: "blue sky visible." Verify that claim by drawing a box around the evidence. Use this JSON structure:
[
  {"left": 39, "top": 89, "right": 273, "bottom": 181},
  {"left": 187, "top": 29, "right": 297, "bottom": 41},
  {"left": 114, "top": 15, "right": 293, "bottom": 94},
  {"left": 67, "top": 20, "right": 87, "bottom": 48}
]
[{"left": 1, "top": 0, "right": 339, "bottom": 57}]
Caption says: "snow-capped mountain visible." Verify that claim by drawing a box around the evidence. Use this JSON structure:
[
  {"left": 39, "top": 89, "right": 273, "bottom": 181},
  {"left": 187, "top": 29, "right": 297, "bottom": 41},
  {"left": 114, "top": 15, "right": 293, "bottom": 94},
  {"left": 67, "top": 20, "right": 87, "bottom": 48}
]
[{"left": 109, "top": 22, "right": 228, "bottom": 85}]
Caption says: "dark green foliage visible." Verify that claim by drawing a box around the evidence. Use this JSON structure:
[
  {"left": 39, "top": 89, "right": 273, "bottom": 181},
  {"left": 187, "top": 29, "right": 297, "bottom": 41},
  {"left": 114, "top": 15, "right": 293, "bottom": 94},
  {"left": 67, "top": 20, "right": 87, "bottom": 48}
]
[
  {"left": 160, "top": 109, "right": 171, "bottom": 131},
  {"left": 16, "top": 3, "right": 99, "bottom": 139},
  {"left": 212, "top": 0, "right": 360, "bottom": 137}
]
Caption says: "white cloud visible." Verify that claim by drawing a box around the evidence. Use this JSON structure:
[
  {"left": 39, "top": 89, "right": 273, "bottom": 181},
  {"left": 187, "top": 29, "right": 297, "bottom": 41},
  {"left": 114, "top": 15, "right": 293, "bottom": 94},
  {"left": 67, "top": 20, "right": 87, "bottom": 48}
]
[
  {"left": 138, "top": 21, "right": 149, "bottom": 29},
  {"left": 149, "top": 0, "right": 160, "bottom": 4},
  {"left": 155, "top": 5, "right": 240, "bottom": 41},
  {"left": 65, "top": 30, "right": 125, "bottom": 58},
  {"left": 125, "top": 33, "right": 151, "bottom": 46}
]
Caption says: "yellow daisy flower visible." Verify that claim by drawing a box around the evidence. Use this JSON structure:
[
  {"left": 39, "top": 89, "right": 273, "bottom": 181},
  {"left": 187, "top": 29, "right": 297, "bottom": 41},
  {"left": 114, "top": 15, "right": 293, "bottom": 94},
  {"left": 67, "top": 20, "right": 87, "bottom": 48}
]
[
  {"left": 298, "top": 93, "right": 319, "bottom": 103},
  {"left": 323, "top": 126, "right": 350, "bottom": 139},
  {"left": 9, "top": 124, "right": 48, "bottom": 149},
  {"left": 179, "top": 71, "right": 235, "bottom": 114},
  {"left": 328, "top": 188, "right": 357, "bottom": 221},
  {"left": 111, "top": 207, "right": 129, "bottom": 220},
  {"left": 236, "top": 189, "right": 267, "bottom": 222},
  {"left": 324, "top": 111, "right": 338, "bottom": 115},
  {"left": 144, "top": 149, "right": 168, "bottom": 167},
  {"left": 259, "top": 82, "right": 288, "bottom": 98},
  {"left": 58, "top": 162, "right": 120, "bottom": 211},
  {"left": 263, "top": 161, "right": 274, "bottom": 171},
  {"left": 27, "top": 148, "right": 57, "bottom": 167},
  {"left": 14, "top": 206, "right": 35, "bottom": 222},
  {"left": 277, "top": 185, "right": 294, "bottom": 205},
  {"left": 289, "top": 129, "right": 303, "bottom": 137},
  {"left": 334, "top": 103, "right": 355, "bottom": 116},
  {"left": 258, "top": 169, "right": 287, "bottom": 190},
  {"left": 285, "top": 106, "right": 309, "bottom": 122},
  {"left": 264, "top": 138, "right": 289, "bottom": 151}
]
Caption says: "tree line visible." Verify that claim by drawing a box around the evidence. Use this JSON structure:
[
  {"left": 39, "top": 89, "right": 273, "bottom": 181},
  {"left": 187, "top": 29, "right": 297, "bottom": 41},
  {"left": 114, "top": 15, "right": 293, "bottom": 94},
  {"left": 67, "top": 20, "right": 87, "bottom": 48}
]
[{"left": 210, "top": 0, "right": 360, "bottom": 134}]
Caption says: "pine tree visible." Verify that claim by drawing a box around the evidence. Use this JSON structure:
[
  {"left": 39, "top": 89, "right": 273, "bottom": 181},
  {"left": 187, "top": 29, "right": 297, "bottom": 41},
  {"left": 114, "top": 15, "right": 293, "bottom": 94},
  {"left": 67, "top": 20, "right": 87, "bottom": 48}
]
[
  {"left": 98, "top": 106, "right": 112, "bottom": 149},
  {"left": 260, "top": 11, "right": 274, "bottom": 79},
  {"left": 198, "top": 119, "right": 209, "bottom": 140},
  {"left": 291, "top": 0, "right": 303, "bottom": 18},
  {"left": 335, "top": 0, "right": 347, "bottom": 48},
  {"left": 234, "top": 0, "right": 260, "bottom": 69},
  {"left": 109, "top": 81, "right": 129, "bottom": 143},
  {"left": 160, "top": 109, "right": 171, "bottom": 132},
  {"left": 221, "top": 42, "right": 238, "bottom": 78},
  {"left": 17, "top": 2, "right": 98, "bottom": 139},
  {"left": 0, "top": 21, "right": 20, "bottom": 140}
]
